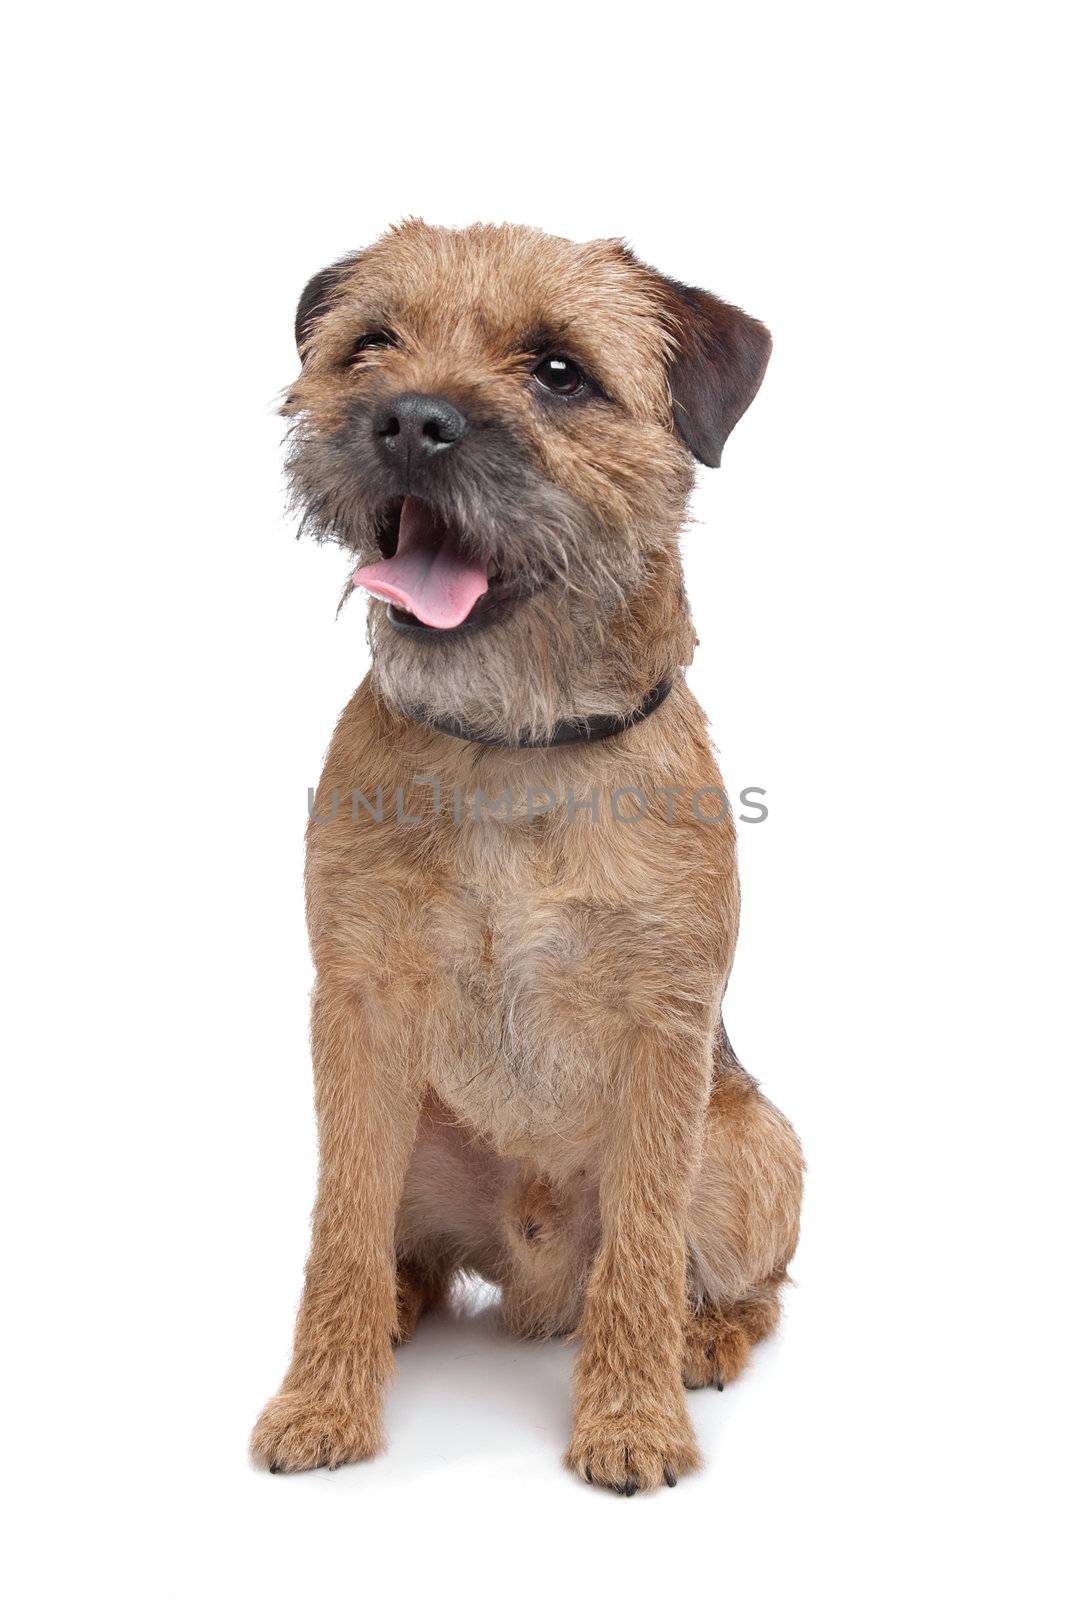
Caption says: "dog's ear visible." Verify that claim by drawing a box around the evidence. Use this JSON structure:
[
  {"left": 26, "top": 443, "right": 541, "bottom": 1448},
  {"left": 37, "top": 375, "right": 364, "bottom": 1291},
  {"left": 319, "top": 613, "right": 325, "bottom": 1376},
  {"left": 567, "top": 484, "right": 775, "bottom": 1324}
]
[
  {"left": 295, "top": 254, "right": 359, "bottom": 359},
  {"left": 659, "top": 277, "right": 772, "bottom": 467}
]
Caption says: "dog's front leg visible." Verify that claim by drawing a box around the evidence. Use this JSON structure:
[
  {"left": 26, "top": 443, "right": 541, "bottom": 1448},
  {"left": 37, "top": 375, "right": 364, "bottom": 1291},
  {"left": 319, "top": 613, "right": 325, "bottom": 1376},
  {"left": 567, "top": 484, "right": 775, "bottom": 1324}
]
[
  {"left": 566, "top": 1024, "right": 708, "bottom": 1494},
  {"left": 251, "top": 978, "right": 420, "bottom": 1473}
]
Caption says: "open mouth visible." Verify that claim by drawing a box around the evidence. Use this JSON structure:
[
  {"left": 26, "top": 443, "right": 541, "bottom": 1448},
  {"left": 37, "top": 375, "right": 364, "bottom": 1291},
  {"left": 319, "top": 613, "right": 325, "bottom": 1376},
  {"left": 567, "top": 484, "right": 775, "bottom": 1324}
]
[{"left": 352, "top": 497, "right": 495, "bottom": 632}]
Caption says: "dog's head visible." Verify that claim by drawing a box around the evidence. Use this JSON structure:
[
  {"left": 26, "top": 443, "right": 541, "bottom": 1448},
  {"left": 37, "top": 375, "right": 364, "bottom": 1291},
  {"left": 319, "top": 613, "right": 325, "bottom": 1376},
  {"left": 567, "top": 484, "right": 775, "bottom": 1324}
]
[{"left": 286, "top": 221, "right": 770, "bottom": 743}]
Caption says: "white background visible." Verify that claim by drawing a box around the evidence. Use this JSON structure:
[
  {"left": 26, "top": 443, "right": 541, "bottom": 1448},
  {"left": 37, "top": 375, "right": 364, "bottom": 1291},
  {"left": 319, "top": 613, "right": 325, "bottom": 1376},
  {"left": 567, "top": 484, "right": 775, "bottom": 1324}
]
[{"left": 2, "top": 3, "right": 1063, "bottom": 1595}]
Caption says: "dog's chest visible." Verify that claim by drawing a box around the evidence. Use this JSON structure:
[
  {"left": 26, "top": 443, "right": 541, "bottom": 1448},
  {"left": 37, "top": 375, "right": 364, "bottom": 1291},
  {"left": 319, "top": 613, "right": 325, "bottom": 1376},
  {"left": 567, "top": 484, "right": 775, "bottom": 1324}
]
[{"left": 423, "top": 818, "right": 618, "bottom": 1152}]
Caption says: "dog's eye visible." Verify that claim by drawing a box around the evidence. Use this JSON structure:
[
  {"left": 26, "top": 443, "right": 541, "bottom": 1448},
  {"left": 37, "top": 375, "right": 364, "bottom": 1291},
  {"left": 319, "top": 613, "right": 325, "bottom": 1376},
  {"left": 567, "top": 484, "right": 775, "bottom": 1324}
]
[
  {"left": 350, "top": 330, "right": 396, "bottom": 361},
  {"left": 532, "top": 355, "right": 586, "bottom": 397}
]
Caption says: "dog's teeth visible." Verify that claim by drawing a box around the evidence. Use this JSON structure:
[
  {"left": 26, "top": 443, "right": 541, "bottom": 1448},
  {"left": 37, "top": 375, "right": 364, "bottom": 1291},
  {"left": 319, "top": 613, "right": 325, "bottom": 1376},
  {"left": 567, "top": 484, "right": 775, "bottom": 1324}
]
[{"left": 487, "top": 559, "right": 499, "bottom": 579}]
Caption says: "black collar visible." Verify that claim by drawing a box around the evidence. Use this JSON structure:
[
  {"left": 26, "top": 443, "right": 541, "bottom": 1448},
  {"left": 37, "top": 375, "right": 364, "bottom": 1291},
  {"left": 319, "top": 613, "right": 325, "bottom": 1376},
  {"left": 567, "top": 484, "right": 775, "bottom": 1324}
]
[{"left": 414, "top": 678, "right": 674, "bottom": 749}]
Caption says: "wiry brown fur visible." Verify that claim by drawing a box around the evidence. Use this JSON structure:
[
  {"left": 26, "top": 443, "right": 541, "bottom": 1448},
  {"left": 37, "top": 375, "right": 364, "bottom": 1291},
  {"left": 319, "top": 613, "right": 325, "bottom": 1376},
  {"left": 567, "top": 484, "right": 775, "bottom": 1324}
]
[{"left": 251, "top": 221, "right": 802, "bottom": 1493}]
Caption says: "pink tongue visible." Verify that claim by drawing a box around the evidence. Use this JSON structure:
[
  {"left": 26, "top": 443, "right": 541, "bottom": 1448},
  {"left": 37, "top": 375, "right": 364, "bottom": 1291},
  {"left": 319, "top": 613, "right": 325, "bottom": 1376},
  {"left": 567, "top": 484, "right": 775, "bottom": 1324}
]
[{"left": 353, "top": 498, "right": 488, "bottom": 629}]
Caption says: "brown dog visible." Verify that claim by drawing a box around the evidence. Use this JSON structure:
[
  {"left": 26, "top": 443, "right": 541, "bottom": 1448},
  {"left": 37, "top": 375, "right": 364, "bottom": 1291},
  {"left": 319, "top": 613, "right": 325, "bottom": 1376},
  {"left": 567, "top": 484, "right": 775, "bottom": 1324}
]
[{"left": 250, "top": 221, "right": 803, "bottom": 1493}]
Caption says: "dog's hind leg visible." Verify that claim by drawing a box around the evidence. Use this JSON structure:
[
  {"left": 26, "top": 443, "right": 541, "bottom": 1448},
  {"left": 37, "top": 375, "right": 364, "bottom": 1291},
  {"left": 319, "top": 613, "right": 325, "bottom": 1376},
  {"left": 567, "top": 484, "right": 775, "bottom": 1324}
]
[
  {"left": 681, "top": 1271, "right": 787, "bottom": 1388},
  {"left": 682, "top": 1048, "right": 803, "bottom": 1387}
]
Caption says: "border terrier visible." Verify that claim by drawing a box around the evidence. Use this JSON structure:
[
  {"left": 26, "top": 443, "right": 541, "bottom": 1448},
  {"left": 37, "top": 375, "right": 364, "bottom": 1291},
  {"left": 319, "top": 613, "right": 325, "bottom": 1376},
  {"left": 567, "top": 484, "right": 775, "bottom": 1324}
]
[{"left": 251, "top": 221, "right": 803, "bottom": 1493}]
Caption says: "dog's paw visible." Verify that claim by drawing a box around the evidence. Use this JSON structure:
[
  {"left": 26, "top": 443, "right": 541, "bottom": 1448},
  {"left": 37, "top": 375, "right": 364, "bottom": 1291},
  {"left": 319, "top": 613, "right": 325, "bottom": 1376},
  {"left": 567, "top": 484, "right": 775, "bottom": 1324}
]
[
  {"left": 681, "top": 1308, "right": 755, "bottom": 1391},
  {"left": 565, "top": 1407, "right": 700, "bottom": 1494},
  {"left": 250, "top": 1390, "right": 382, "bottom": 1474}
]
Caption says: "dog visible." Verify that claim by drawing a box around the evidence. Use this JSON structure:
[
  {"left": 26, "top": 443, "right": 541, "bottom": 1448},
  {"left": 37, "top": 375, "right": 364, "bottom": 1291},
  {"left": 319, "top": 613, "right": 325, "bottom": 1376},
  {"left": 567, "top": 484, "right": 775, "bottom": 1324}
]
[{"left": 251, "top": 221, "right": 803, "bottom": 1493}]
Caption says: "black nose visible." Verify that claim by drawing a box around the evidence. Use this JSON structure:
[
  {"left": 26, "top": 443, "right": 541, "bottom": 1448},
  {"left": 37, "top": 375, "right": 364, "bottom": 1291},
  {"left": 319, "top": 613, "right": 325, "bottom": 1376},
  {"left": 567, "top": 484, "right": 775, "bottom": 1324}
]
[{"left": 375, "top": 392, "right": 467, "bottom": 471}]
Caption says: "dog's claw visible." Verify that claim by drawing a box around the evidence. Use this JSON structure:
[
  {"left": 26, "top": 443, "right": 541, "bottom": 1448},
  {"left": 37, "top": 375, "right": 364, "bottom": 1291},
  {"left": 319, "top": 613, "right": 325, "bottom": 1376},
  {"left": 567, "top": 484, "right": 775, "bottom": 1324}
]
[
  {"left": 716, "top": 1380, "right": 724, "bottom": 1392},
  {"left": 623, "top": 1476, "right": 638, "bottom": 1496},
  {"left": 269, "top": 1463, "right": 280, "bottom": 1474},
  {"left": 664, "top": 1467, "right": 677, "bottom": 1487}
]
